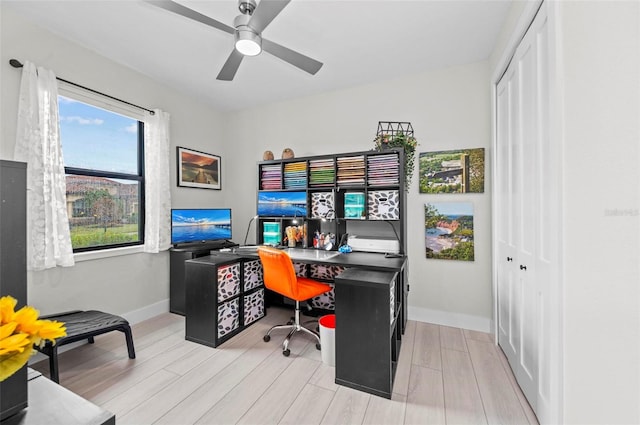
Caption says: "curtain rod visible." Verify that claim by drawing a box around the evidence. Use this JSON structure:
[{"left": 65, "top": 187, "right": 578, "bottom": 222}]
[{"left": 9, "top": 59, "right": 155, "bottom": 115}]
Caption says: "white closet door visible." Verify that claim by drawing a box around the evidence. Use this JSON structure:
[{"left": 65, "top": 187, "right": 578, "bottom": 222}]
[
  {"left": 496, "top": 3, "right": 557, "bottom": 421},
  {"left": 496, "top": 67, "right": 519, "bottom": 366},
  {"left": 529, "top": 10, "right": 558, "bottom": 422}
]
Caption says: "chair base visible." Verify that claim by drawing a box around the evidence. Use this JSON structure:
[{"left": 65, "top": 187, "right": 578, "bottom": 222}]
[{"left": 264, "top": 301, "right": 321, "bottom": 356}]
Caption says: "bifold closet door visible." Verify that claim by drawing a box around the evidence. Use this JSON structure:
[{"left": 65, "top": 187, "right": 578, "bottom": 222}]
[{"left": 496, "top": 3, "right": 558, "bottom": 420}]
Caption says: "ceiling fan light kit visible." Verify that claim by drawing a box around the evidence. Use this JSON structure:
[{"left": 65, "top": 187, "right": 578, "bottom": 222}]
[{"left": 235, "top": 27, "right": 262, "bottom": 56}]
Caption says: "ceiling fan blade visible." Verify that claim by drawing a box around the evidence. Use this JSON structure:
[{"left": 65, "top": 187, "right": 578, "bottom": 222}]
[
  {"left": 262, "top": 39, "right": 323, "bottom": 75},
  {"left": 248, "top": 0, "right": 290, "bottom": 34},
  {"left": 144, "top": 0, "right": 234, "bottom": 35},
  {"left": 217, "top": 49, "right": 245, "bottom": 81}
]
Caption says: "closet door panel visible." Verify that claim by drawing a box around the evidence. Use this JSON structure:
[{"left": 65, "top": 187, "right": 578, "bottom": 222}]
[
  {"left": 496, "top": 70, "right": 518, "bottom": 364},
  {"left": 515, "top": 36, "right": 539, "bottom": 397},
  {"left": 533, "top": 12, "right": 556, "bottom": 419}
]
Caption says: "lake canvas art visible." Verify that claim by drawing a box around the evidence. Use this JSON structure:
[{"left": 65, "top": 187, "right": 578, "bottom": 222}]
[
  {"left": 177, "top": 147, "right": 221, "bottom": 190},
  {"left": 425, "top": 202, "right": 474, "bottom": 261}
]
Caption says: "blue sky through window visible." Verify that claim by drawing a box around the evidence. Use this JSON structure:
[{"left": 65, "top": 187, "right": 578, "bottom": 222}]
[{"left": 58, "top": 96, "right": 139, "bottom": 174}]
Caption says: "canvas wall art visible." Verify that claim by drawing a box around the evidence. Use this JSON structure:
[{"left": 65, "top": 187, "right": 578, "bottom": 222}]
[
  {"left": 425, "top": 202, "right": 474, "bottom": 261},
  {"left": 419, "top": 148, "right": 485, "bottom": 194},
  {"left": 177, "top": 146, "right": 221, "bottom": 190}
]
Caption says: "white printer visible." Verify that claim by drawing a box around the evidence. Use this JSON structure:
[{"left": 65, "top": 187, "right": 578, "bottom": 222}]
[{"left": 347, "top": 235, "right": 400, "bottom": 254}]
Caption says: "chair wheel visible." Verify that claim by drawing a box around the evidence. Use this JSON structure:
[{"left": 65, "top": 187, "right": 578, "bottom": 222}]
[
  {"left": 316, "top": 343, "right": 321, "bottom": 350},
  {"left": 283, "top": 349, "right": 290, "bottom": 357},
  {"left": 263, "top": 335, "right": 270, "bottom": 342}
]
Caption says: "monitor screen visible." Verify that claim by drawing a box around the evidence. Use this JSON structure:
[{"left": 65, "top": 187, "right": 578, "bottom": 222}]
[
  {"left": 171, "top": 208, "right": 232, "bottom": 245},
  {"left": 257, "top": 191, "right": 307, "bottom": 217}
]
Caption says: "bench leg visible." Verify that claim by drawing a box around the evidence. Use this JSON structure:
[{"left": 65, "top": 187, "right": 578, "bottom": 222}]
[
  {"left": 49, "top": 346, "right": 60, "bottom": 384},
  {"left": 122, "top": 325, "right": 136, "bottom": 359},
  {"left": 88, "top": 336, "right": 95, "bottom": 344}
]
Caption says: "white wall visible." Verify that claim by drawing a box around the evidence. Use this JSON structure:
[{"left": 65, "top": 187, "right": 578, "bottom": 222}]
[
  {"left": 225, "top": 61, "right": 494, "bottom": 331},
  {"left": 0, "top": 7, "right": 228, "bottom": 319},
  {"left": 558, "top": 1, "right": 639, "bottom": 423}
]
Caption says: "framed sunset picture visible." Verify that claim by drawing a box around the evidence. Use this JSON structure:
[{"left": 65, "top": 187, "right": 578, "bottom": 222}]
[{"left": 177, "top": 146, "right": 221, "bottom": 190}]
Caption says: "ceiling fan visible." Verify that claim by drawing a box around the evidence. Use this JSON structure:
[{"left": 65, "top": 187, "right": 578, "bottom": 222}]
[{"left": 145, "top": 0, "right": 323, "bottom": 81}]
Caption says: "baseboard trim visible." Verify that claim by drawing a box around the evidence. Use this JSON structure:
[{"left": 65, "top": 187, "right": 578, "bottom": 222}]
[
  {"left": 121, "top": 298, "right": 170, "bottom": 325},
  {"left": 407, "top": 305, "right": 492, "bottom": 333}
]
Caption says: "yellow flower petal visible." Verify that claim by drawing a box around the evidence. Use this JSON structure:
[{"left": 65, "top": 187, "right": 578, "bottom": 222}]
[
  {"left": 0, "top": 345, "right": 33, "bottom": 381},
  {"left": 37, "top": 320, "right": 66, "bottom": 341},
  {"left": 0, "top": 333, "right": 31, "bottom": 355},
  {"left": 0, "top": 296, "right": 17, "bottom": 324},
  {"left": 0, "top": 322, "right": 17, "bottom": 340},
  {"left": 14, "top": 306, "right": 40, "bottom": 335}
]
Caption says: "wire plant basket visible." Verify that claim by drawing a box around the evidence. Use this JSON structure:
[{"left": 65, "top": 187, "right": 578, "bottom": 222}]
[{"left": 373, "top": 121, "right": 418, "bottom": 191}]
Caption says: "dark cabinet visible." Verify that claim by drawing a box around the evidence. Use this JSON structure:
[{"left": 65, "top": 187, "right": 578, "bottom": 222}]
[
  {"left": 0, "top": 160, "right": 27, "bottom": 306},
  {"left": 0, "top": 160, "right": 28, "bottom": 420},
  {"left": 334, "top": 268, "right": 402, "bottom": 399},
  {"left": 184, "top": 255, "right": 265, "bottom": 347},
  {"left": 169, "top": 247, "right": 213, "bottom": 315}
]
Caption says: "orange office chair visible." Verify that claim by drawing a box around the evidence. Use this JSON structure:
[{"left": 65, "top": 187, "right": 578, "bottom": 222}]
[{"left": 258, "top": 246, "right": 332, "bottom": 356}]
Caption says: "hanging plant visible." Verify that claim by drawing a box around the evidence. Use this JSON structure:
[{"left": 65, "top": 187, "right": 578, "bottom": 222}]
[{"left": 373, "top": 131, "right": 418, "bottom": 191}]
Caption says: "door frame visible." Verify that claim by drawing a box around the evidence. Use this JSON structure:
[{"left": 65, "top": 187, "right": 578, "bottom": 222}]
[{"left": 490, "top": 1, "right": 565, "bottom": 424}]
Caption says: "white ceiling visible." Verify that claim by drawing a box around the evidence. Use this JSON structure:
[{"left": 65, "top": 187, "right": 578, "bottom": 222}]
[{"left": 5, "top": 0, "right": 513, "bottom": 112}]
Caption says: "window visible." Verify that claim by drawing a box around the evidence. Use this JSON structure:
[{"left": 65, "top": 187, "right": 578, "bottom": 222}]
[{"left": 58, "top": 85, "right": 145, "bottom": 252}]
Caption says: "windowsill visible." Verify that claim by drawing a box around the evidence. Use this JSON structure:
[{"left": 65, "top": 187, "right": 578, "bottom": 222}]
[{"left": 74, "top": 245, "right": 146, "bottom": 262}]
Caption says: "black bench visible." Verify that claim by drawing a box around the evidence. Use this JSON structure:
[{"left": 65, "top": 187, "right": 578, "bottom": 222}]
[{"left": 35, "top": 310, "right": 136, "bottom": 383}]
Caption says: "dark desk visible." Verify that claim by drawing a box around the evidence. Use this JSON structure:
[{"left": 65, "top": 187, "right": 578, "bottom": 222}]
[
  {"left": 215, "top": 247, "right": 405, "bottom": 272},
  {"left": 3, "top": 369, "right": 114, "bottom": 425},
  {"left": 207, "top": 247, "right": 408, "bottom": 398},
  {"left": 219, "top": 247, "right": 408, "bottom": 332}
]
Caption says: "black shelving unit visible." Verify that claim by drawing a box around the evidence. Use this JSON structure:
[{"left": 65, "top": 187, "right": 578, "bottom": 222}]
[
  {"left": 334, "top": 268, "right": 401, "bottom": 399},
  {"left": 255, "top": 148, "right": 407, "bottom": 255},
  {"left": 169, "top": 241, "right": 238, "bottom": 315},
  {"left": 184, "top": 254, "right": 265, "bottom": 348},
  {"left": 0, "top": 160, "right": 28, "bottom": 420}
]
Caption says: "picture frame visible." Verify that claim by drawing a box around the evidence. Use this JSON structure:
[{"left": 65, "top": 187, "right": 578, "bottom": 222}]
[
  {"left": 177, "top": 146, "right": 221, "bottom": 190},
  {"left": 424, "top": 202, "right": 474, "bottom": 261},
  {"left": 419, "top": 148, "right": 485, "bottom": 194}
]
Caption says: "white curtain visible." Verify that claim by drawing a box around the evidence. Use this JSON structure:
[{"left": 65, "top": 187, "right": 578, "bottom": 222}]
[
  {"left": 14, "top": 61, "right": 74, "bottom": 270},
  {"left": 143, "top": 109, "right": 172, "bottom": 253}
]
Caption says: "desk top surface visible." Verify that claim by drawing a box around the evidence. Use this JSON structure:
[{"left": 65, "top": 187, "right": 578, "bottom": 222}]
[
  {"left": 3, "top": 370, "right": 114, "bottom": 425},
  {"left": 188, "top": 247, "right": 406, "bottom": 272}
]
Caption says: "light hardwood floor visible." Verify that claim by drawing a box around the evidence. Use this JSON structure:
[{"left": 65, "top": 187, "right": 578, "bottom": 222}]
[{"left": 31, "top": 308, "right": 539, "bottom": 425}]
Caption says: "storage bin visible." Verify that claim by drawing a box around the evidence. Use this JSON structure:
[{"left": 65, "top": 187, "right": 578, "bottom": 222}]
[{"left": 368, "top": 190, "right": 400, "bottom": 220}]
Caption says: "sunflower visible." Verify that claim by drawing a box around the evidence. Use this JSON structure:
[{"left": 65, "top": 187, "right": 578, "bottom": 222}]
[{"left": 0, "top": 296, "right": 66, "bottom": 381}]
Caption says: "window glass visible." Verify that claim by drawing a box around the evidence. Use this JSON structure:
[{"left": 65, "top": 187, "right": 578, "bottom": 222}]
[
  {"left": 59, "top": 96, "right": 139, "bottom": 174},
  {"left": 58, "top": 94, "right": 144, "bottom": 252}
]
